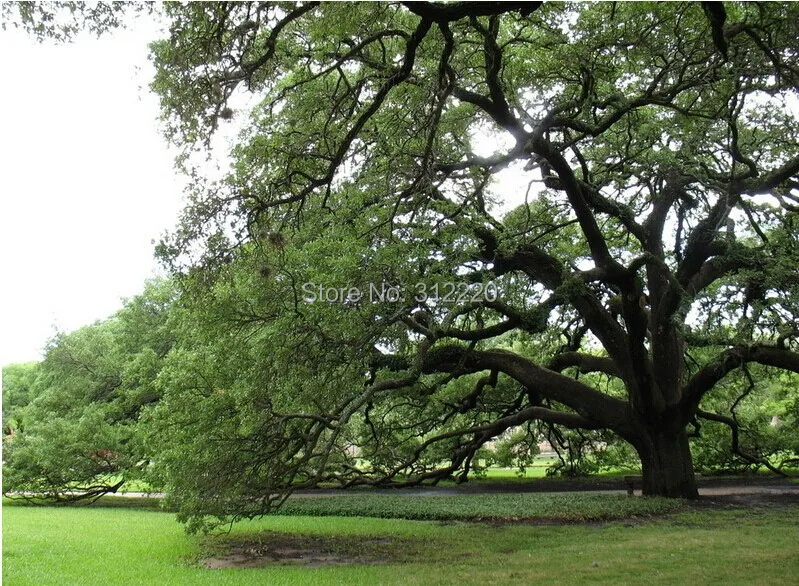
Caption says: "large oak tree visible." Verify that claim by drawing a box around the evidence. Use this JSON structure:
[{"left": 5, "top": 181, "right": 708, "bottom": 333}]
[{"left": 9, "top": 2, "right": 799, "bottom": 528}]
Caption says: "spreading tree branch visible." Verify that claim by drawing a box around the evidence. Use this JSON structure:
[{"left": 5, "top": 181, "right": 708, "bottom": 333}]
[
  {"left": 696, "top": 409, "right": 787, "bottom": 477},
  {"left": 685, "top": 345, "right": 799, "bottom": 403}
]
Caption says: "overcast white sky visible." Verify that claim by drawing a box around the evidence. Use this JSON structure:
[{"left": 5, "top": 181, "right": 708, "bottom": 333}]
[{"left": 0, "top": 21, "right": 184, "bottom": 365}]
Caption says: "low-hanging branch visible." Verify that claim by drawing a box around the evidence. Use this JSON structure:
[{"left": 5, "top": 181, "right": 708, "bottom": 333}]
[
  {"left": 696, "top": 409, "right": 788, "bottom": 477},
  {"left": 685, "top": 344, "right": 799, "bottom": 404}
]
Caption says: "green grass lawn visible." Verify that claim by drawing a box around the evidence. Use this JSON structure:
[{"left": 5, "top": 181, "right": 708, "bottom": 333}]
[
  {"left": 478, "top": 462, "right": 554, "bottom": 479},
  {"left": 4, "top": 496, "right": 798, "bottom": 585}
]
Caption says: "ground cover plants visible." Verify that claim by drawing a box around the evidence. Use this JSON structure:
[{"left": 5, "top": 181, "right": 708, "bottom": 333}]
[{"left": 275, "top": 492, "right": 683, "bottom": 522}]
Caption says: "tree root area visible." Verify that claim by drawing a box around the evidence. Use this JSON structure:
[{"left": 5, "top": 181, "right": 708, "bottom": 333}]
[{"left": 202, "top": 531, "right": 418, "bottom": 569}]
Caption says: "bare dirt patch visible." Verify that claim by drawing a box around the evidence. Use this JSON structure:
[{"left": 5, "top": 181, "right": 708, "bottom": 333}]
[
  {"left": 202, "top": 531, "right": 420, "bottom": 569},
  {"left": 691, "top": 488, "right": 799, "bottom": 510}
]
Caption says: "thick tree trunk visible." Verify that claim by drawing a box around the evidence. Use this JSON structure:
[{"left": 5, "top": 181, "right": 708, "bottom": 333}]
[{"left": 636, "top": 427, "right": 699, "bottom": 499}]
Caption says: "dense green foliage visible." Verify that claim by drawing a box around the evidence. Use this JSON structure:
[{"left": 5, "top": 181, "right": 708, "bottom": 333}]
[
  {"left": 2, "top": 280, "right": 176, "bottom": 500},
  {"left": 2, "top": 361, "right": 39, "bottom": 435}
]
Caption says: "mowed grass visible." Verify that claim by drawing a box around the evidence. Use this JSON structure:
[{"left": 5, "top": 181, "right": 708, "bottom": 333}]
[{"left": 4, "top": 496, "right": 799, "bottom": 586}]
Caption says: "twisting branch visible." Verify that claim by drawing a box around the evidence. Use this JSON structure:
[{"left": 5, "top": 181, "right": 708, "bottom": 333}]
[
  {"left": 365, "top": 403, "right": 602, "bottom": 488},
  {"left": 696, "top": 409, "right": 787, "bottom": 477},
  {"left": 228, "top": 2, "right": 321, "bottom": 84},
  {"left": 684, "top": 344, "right": 799, "bottom": 403},
  {"left": 401, "top": 2, "right": 542, "bottom": 23},
  {"left": 741, "top": 154, "right": 799, "bottom": 195},
  {"left": 548, "top": 352, "right": 622, "bottom": 378}
]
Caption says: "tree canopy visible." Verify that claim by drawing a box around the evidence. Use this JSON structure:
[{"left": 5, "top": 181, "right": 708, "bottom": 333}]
[
  {"left": 4, "top": 1, "right": 799, "bottom": 531},
  {"left": 2, "top": 280, "right": 176, "bottom": 501}
]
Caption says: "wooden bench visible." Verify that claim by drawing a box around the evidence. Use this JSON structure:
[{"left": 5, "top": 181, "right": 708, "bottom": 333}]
[{"left": 623, "top": 475, "right": 642, "bottom": 496}]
